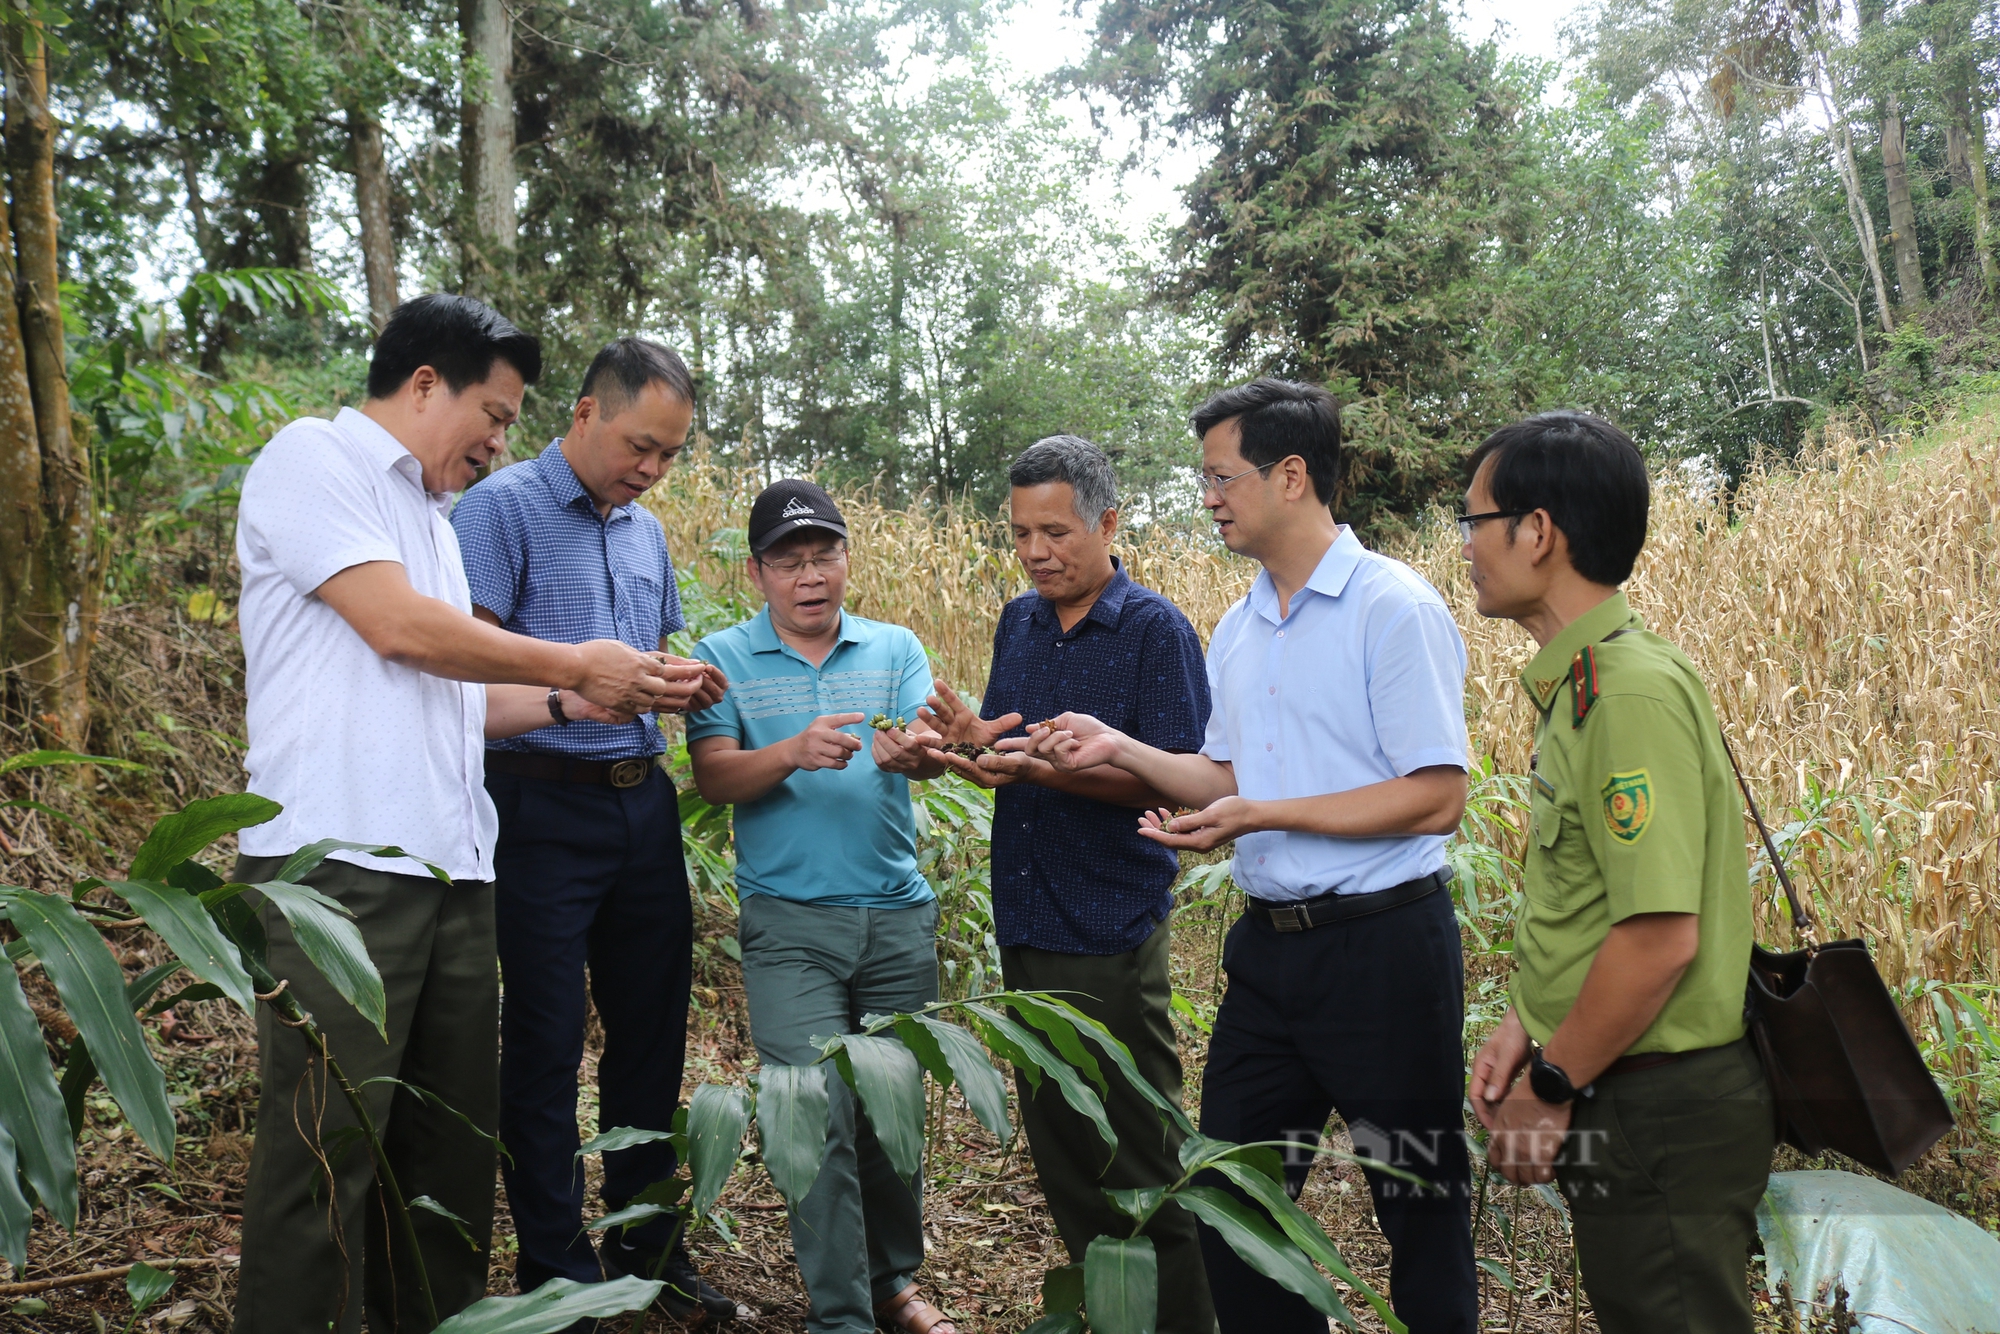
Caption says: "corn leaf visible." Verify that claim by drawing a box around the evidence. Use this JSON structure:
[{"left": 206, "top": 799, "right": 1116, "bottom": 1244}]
[
  {"left": 998, "top": 992, "right": 1105, "bottom": 1093},
  {"left": 248, "top": 880, "right": 386, "bottom": 1038},
  {"left": 0, "top": 750, "right": 145, "bottom": 777},
  {"left": 275, "top": 838, "right": 450, "bottom": 886},
  {"left": 104, "top": 880, "right": 254, "bottom": 1011},
  {"left": 1006, "top": 991, "right": 1192, "bottom": 1136},
  {"left": 965, "top": 1002, "right": 1114, "bottom": 1154},
  {"left": 0, "top": 1123, "right": 33, "bottom": 1268},
  {"left": 688, "top": 1084, "right": 751, "bottom": 1219},
  {"left": 431, "top": 1275, "right": 664, "bottom": 1334},
  {"left": 911, "top": 1013, "right": 1010, "bottom": 1144},
  {"left": 0, "top": 889, "right": 174, "bottom": 1160},
  {"left": 754, "top": 1065, "right": 830, "bottom": 1206},
  {"left": 1019, "top": 1317, "right": 1084, "bottom": 1334},
  {"left": 1207, "top": 1160, "right": 1390, "bottom": 1328},
  {"left": 1173, "top": 1185, "right": 1353, "bottom": 1325},
  {"left": 576, "top": 1126, "right": 675, "bottom": 1157},
  {"left": 128, "top": 793, "right": 280, "bottom": 881},
  {"left": 1042, "top": 1262, "right": 1084, "bottom": 1315},
  {"left": 126, "top": 1261, "right": 174, "bottom": 1313},
  {"left": 1084, "top": 1234, "right": 1158, "bottom": 1334},
  {"left": 829, "top": 1034, "right": 925, "bottom": 1182}
]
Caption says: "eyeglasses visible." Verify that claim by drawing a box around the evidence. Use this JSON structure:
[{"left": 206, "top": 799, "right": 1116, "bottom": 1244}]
[
  {"left": 1455, "top": 510, "right": 1532, "bottom": 543},
  {"left": 757, "top": 548, "right": 849, "bottom": 577},
  {"left": 1195, "top": 462, "right": 1277, "bottom": 506}
]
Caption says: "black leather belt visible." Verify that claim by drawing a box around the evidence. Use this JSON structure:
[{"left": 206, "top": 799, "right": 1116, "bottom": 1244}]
[
  {"left": 485, "top": 750, "right": 658, "bottom": 788},
  {"left": 1602, "top": 1039, "right": 1741, "bottom": 1078},
  {"left": 1245, "top": 868, "right": 1451, "bottom": 932}
]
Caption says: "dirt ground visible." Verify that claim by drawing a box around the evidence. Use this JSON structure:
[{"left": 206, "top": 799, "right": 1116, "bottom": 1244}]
[{"left": 4, "top": 608, "right": 1995, "bottom": 1333}]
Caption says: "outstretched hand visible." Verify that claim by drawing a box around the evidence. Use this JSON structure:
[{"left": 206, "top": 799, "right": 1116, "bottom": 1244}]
[
  {"left": 918, "top": 677, "right": 1019, "bottom": 747},
  {"left": 1001, "top": 712, "right": 1124, "bottom": 773},
  {"left": 789, "top": 713, "right": 866, "bottom": 772},
  {"left": 1135, "top": 796, "right": 1259, "bottom": 852}
]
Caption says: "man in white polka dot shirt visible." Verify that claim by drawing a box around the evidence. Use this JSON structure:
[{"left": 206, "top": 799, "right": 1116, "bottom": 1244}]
[{"left": 229, "top": 295, "right": 704, "bottom": 1334}]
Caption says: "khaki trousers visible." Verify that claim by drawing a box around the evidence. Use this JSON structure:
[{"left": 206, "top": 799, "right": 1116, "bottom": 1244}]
[
  {"left": 232, "top": 855, "right": 500, "bottom": 1334},
  {"left": 1002, "top": 919, "right": 1217, "bottom": 1334},
  {"left": 1561, "top": 1038, "right": 1776, "bottom": 1334}
]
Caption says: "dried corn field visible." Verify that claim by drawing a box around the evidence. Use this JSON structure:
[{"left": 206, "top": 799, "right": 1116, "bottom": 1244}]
[{"left": 647, "top": 414, "right": 2000, "bottom": 1047}]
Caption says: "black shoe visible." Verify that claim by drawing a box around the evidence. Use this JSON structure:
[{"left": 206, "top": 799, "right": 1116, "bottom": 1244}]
[{"left": 601, "top": 1239, "right": 741, "bottom": 1325}]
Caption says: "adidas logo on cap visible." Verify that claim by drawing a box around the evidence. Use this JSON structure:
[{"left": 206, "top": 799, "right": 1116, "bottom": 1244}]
[{"left": 781, "top": 497, "right": 816, "bottom": 518}]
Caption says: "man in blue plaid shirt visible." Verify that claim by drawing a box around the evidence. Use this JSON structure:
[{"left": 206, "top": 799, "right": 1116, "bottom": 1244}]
[{"left": 450, "top": 338, "right": 739, "bottom": 1325}]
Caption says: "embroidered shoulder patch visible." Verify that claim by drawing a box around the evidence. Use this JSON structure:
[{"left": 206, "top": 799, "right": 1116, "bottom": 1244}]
[
  {"left": 1570, "top": 646, "right": 1601, "bottom": 728},
  {"left": 1601, "top": 770, "right": 1652, "bottom": 844}
]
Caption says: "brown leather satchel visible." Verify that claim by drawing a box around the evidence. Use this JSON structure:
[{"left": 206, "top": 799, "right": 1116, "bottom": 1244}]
[{"left": 1723, "top": 733, "right": 1955, "bottom": 1176}]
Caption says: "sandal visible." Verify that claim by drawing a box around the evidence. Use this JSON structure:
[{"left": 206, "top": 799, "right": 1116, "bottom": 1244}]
[{"left": 875, "top": 1283, "right": 958, "bottom": 1334}]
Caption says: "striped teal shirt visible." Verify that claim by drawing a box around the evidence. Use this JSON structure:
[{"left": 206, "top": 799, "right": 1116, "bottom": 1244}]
[{"left": 687, "top": 607, "right": 936, "bottom": 907}]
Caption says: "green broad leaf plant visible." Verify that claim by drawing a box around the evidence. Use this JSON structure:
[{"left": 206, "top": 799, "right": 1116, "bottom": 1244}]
[
  {"left": 2, "top": 754, "right": 1416, "bottom": 1334},
  {"left": 579, "top": 985, "right": 1418, "bottom": 1334}
]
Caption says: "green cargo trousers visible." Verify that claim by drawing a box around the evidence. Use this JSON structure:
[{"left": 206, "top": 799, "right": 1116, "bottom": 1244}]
[
  {"left": 232, "top": 855, "right": 500, "bottom": 1334},
  {"left": 1560, "top": 1038, "right": 1776, "bottom": 1334},
  {"left": 738, "top": 894, "right": 942, "bottom": 1334},
  {"left": 1002, "top": 920, "right": 1217, "bottom": 1334}
]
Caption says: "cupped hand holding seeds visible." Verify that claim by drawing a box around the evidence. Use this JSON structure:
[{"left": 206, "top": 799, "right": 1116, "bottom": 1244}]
[
  {"left": 790, "top": 712, "right": 867, "bottom": 771},
  {"left": 1136, "top": 797, "right": 1256, "bottom": 853},
  {"left": 872, "top": 714, "right": 943, "bottom": 774}
]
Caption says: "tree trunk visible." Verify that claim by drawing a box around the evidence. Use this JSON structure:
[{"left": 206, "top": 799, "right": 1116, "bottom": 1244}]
[
  {"left": 458, "top": 0, "right": 515, "bottom": 299},
  {"left": 1880, "top": 95, "right": 1925, "bottom": 309},
  {"left": 2, "top": 23, "right": 98, "bottom": 747},
  {"left": 1970, "top": 108, "right": 1997, "bottom": 296},
  {"left": 349, "top": 110, "right": 399, "bottom": 330},
  {"left": 1945, "top": 70, "right": 1997, "bottom": 295}
]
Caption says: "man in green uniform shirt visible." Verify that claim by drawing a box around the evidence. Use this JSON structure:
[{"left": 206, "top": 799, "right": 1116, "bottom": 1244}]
[{"left": 1463, "top": 412, "right": 1774, "bottom": 1334}]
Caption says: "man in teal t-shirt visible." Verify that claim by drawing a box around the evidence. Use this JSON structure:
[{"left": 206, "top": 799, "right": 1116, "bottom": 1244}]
[{"left": 687, "top": 479, "right": 959, "bottom": 1334}]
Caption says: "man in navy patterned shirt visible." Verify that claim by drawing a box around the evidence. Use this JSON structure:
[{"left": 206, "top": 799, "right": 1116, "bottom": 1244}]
[
  {"left": 919, "top": 436, "right": 1215, "bottom": 1333},
  {"left": 450, "top": 338, "right": 738, "bottom": 1325}
]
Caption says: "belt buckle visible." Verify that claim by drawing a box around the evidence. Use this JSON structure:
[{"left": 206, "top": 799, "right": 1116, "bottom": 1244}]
[
  {"left": 1270, "top": 905, "right": 1304, "bottom": 933},
  {"left": 608, "top": 758, "right": 651, "bottom": 788}
]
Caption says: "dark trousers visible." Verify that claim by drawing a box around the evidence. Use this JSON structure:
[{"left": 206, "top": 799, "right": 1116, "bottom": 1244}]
[
  {"left": 232, "top": 856, "right": 498, "bottom": 1334},
  {"left": 1198, "top": 887, "right": 1476, "bottom": 1334},
  {"left": 1561, "top": 1039, "right": 1775, "bottom": 1334},
  {"left": 1002, "top": 919, "right": 1217, "bottom": 1334},
  {"left": 488, "top": 766, "right": 695, "bottom": 1291}
]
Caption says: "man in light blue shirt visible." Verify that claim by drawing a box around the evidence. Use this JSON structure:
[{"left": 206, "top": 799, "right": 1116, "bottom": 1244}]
[
  {"left": 1020, "top": 379, "right": 1477, "bottom": 1334},
  {"left": 686, "top": 479, "right": 960, "bottom": 1334}
]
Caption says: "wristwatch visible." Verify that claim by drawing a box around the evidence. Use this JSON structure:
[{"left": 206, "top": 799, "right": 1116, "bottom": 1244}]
[
  {"left": 1529, "top": 1047, "right": 1593, "bottom": 1105},
  {"left": 547, "top": 687, "right": 571, "bottom": 726}
]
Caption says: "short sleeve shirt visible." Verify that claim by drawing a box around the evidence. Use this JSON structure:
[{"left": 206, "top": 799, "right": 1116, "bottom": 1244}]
[
  {"left": 235, "top": 408, "right": 494, "bottom": 881},
  {"left": 686, "top": 609, "right": 936, "bottom": 908},
  {"left": 1511, "top": 593, "right": 1754, "bottom": 1053},
  {"left": 1200, "top": 528, "right": 1469, "bottom": 899},
  {"left": 981, "top": 562, "right": 1211, "bottom": 955},
  {"left": 449, "top": 440, "right": 685, "bottom": 759}
]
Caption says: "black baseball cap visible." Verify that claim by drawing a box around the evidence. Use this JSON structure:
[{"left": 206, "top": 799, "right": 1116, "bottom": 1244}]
[{"left": 748, "top": 478, "right": 849, "bottom": 554}]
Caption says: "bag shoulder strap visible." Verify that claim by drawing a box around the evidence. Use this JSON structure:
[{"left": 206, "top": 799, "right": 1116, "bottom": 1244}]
[{"left": 1716, "top": 727, "right": 1819, "bottom": 947}]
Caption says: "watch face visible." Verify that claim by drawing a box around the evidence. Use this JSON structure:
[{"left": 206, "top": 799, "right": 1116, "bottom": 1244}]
[{"left": 1529, "top": 1057, "right": 1571, "bottom": 1105}]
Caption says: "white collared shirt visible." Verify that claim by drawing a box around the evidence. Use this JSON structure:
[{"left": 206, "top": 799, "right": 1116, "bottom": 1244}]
[
  {"left": 235, "top": 407, "right": 494, "bottom": 881},
  {"left": 1201, "top": 526, "right": 1469, "bottom": 900}
]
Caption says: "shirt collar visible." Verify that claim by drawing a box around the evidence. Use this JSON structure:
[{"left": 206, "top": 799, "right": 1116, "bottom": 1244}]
[
  {"left": 1247, "top": 526, "right": 1365, "bottom": 624},
  {"left": 744, "top": 605, "right": 867, "bottom": 658},
  {"left": 538, "top": 438, "right": 631, "bottom": 523},
  {"left": 1028, "top": 558, "right": 1133, "bottom": 633},
  {"left": 1519, "top": 592, "right": 1643, "bottom": 714},
  {"left": 337, "top": 405, "right": 429, "bottom": 485}
]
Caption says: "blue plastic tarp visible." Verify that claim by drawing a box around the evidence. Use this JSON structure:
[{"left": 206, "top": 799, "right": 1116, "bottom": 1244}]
[{"left": 1758, "top": 1170, "right": 2000, "bottom": 1334}]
